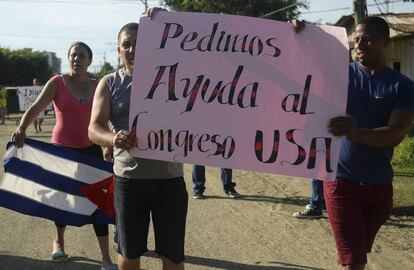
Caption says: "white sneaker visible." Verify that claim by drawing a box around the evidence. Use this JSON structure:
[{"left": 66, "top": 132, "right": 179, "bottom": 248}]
[{"left": 292, "top": 204, "right": 323, "bottom": 219}]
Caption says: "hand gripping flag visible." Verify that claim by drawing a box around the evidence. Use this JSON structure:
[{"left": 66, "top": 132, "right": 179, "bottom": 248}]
[{"left": 1, "top": 139, "right": 115, "bottom": 226}]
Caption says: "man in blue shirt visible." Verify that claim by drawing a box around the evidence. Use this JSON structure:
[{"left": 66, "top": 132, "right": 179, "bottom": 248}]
[{"left": 326, "top": 16, "right": 414, "bottom": 270}]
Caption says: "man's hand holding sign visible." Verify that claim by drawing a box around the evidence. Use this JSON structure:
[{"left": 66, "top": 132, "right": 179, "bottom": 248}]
[{"left": 129, "top": 11, "right": 349, "bottom": 180}]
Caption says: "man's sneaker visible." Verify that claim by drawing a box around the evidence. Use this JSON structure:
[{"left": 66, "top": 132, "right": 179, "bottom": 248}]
[
  {"left": 292, "top": 204, "right": 323, "bottom": 219},
  {"left": 193, "top": 191, "right": 205, "bottom": 199},
  {"left": 224, "top": 189, "right": 241, "bottom": 198}
]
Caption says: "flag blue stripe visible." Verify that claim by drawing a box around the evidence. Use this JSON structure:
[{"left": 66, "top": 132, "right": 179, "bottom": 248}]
[
  {"left": 7, "top": 139, "right": 113, "bottom": 173},
  {"left": 5, "top": 157, "right": 87, "bottom": 196},
  {"left": 0, "top": 190, "right": 114, "bottom": 226}
]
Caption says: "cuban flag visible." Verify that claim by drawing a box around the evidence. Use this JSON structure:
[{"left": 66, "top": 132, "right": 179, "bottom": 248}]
[{"left": 1, "top": 139, "right": 115, "bottom": 226}]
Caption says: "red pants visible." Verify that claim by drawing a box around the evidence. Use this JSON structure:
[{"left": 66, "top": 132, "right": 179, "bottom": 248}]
[{"left": 324, "top": 178, "right": 393, "bottom": 265}]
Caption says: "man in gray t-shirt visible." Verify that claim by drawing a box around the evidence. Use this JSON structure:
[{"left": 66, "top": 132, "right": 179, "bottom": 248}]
[{"left": 89, "top": 19, "right": 188, "bottom": 270}]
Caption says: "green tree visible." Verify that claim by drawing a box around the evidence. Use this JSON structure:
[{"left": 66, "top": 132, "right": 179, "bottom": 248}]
[
  {"left": 93, "top": 62, "right": 115, "bottom": 79},
  {"left": 0, "top": 47, "right": 53, "bottom": 86},
  {"left": 162, "top": 0, "right": 307, "bottom": 21}
]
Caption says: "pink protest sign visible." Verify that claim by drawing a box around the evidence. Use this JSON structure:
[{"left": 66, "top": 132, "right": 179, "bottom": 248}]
[{"left": 130, "top": 11, "right": 349, "bottom": 180}]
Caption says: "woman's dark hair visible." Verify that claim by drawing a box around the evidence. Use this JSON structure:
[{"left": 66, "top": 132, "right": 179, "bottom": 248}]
[
  {"left": 118, "top": 23, "right": 139, "bottom": 42},
  {"left": 67, "top": 42, "right": 93, "bottom": 60},
  {"left": 359, "top": 16, "right": 390, "bottom": 39}
]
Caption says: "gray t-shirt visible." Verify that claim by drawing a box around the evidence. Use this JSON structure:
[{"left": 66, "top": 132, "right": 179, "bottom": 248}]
[{"left": 105, "top": 68, "right": 183, "bottom": 179}]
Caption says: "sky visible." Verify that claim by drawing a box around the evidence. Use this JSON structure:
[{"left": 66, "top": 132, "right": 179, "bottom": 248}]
[{"left": 1, "top": 0, "right": 414, "bottom": 74}]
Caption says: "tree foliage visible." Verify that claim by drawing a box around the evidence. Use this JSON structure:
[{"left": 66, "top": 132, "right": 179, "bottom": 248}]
[
  {"left": 0, "top": 47, "right": 53, "bottom": 86},
  {"left": 93, "top": 62, "right": 116, "bottom": 79},
  {"left": 162, "top": 0, "right": 307, "bottom": 21},
  {"left": 392, "top": 136, "right": 414, "bottom": 169}
]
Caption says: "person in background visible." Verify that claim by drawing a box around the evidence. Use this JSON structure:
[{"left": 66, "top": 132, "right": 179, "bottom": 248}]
[
  {"left": 292, "top": 179, "right": 325, "bottom": 219},
  {"left": 0, "top": 85, "right": 7, "bottom": 124},
  {"left": 326, "top": 16, "right": 414, "bottom": 270},
  {"left": 192, "top": 166, "right": 240, "bottom": 199},
  {"left": 32, "top": 77, "right": 46, "bottom": 133},
  {"left": 12, "top": 42, "right": 116, "bottom": 270},
  {"left": 0, "top": 105, "right": 5, "bottom": 125}
]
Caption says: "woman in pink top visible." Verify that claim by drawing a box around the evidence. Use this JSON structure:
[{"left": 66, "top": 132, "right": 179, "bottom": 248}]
[{"left": 12, "top": 42, "right": 116, "bottom": 270}]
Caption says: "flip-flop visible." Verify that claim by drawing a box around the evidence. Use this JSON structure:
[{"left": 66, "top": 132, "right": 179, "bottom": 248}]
[
  {"left": 101, "top": 263, "right": 117, "bottom": 270},
  {"left": 51, "top": 250, "right": 68, "bottom": 262}
]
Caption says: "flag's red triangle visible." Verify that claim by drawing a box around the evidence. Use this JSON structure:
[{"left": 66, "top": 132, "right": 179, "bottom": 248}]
[{"left": 80, "top": 176, "right": 115, "bottom": 221}]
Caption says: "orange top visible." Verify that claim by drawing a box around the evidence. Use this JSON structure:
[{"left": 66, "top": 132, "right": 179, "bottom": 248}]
[{"left": 51, "top": 75, "right": 98, "bottom": 148}]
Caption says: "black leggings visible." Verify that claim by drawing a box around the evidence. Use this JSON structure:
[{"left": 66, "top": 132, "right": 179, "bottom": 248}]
[
  {"left": 55, "top": 222, "right": 108, "bottom": 237},
  {"left": 54, "top": 144, "right": 109, "bottom": 237}
]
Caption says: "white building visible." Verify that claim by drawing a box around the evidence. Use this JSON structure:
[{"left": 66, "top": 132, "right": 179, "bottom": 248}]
[{"left": 45, "top": 51, "right": 61, "bottom": 75}]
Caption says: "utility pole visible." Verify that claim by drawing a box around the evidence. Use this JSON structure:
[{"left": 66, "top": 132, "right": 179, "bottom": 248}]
[
  {"left": 353, "top": 0, "right": 368, "bottom": 25},
  {"left": 140, "top": 0, "right": 148, "bottom": 12}
]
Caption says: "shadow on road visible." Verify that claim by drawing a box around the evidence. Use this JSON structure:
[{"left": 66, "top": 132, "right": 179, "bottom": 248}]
[
  {"left": 0, "top": 254, "right": 102, "bottom": 270},
  {"left": 0, "top": 253, "right": 326, "bottom": 270},
  {"left": 144, "top": 251, "right": 325, "bottom": 270},
  {"left": 394, "top": 171, "right": 414, "bottom": 177},
  {"left": 391, "top": 205, "right": 414, "bottom": 217},
  {"left": 386, "top": 206, "right": 414, "bottom": 228},
  {"left": 197, "top": 194, "right": 310, "bottom": 207}
]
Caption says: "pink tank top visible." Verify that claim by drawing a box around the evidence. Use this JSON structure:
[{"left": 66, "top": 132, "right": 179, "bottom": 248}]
[{"left": 51, "top": 75, "right": 98, "bottom": 148}]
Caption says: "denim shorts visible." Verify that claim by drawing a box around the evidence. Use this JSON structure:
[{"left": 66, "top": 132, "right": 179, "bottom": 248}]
[{"left": 114, "top": 175, "right": 188, "bottom": 263}]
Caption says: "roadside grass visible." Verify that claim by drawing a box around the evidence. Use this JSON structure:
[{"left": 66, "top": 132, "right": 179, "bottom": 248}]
[
  {"left": 392, "top": 136, "right": 414, "bottom": 216},
  {"left": 392, "top": 172, "right": 414, "bottom": 216}
]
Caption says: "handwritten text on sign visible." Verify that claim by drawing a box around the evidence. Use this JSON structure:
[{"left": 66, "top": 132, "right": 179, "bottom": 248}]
[
  {"left": 130, "top": 12, "right": 349, "bottom": 180},
  {"left": 17, "top": 85, "right": 52, "bottom": 112},
  {"left": 17, "top": 86, "right": 43, "bottom": 111}
]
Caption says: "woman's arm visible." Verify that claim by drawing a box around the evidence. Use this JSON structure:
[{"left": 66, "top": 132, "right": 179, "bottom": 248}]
[{"left": 12, "top": 78, "right": 57, "bottom": 147}]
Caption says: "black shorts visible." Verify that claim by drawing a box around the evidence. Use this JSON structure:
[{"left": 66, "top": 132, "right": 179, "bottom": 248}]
[{"left": 114, "top": 175, "right": 188, "bottom": 263}]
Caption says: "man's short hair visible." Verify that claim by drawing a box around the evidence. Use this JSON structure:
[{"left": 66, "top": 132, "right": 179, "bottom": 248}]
[
  {"left": 358, "top": 16, "right": 390, "bottom": 39},
  {"left": 118, "top": 23, "right": 139, "bottom": 42}
]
